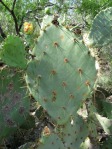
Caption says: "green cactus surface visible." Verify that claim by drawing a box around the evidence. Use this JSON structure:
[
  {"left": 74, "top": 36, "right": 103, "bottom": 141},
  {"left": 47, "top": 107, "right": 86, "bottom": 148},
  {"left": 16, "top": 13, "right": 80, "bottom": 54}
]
[
  {"left": 102, "top": 101, "right": 112, "bottom": 119},
  {"left": 57, "top": 115, "right": 88, "bottom": 149},
  {"left": 0, "top": 35, "right": 27, "bottom": 69},
  {"left": 0, "top": 67, "right": 30, "bottom": 141},
  {"left": 17, "top": 133, "right": 65, "bottom": 149},
  {"left": 25, "top": 24, "right": 97, "bottom": 124},
  {"left": 85, "top": 99, "right": 98, "bottom": 139},
  {"left": 87, "top": 7, "right": 112, "bottom": 48},
  {"left": 38, "top": 133, "right": 65, "bottom": 149}
]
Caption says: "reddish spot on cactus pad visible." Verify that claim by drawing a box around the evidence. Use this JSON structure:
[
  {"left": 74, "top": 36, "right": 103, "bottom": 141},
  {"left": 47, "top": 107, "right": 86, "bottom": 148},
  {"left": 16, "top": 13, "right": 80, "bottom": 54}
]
[
  {"left": 51, "top": 70, "right": 56, "bottom": 75},
  {"left": 69, "top": 94, "right": 75, "bottom": 99},
  {"left": 64, "top": 58, "right": 69, "bottom": 63},
  {"left": 52, "top": 19, "right": 59, "bottom": 26},
  {"left": 54, "top": 42, "right": 58, "bottom": 47},
  {"left": 52, "top": 90, "right": 57, "bottom": 96},
  {"left": 62, "top": 81, "right": 67, "bottom": 87},
  {"left": 78, "top": 68, "right": 83, "bottom": 74},
  {"left": 85, "top": 81, "right": 90, "bottom": 86}
]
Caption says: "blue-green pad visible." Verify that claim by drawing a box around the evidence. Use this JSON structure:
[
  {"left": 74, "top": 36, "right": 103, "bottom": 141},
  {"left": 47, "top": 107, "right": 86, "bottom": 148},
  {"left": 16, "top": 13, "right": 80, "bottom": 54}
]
[
  {"left": 88, "top": 7, "right": 112, "bottom": 48},
  {"left": 26, "top": 24, "right": 97, "bottom": 124},
  {"left": 0, "top": 35, "right": 27, "bottom": 69}
]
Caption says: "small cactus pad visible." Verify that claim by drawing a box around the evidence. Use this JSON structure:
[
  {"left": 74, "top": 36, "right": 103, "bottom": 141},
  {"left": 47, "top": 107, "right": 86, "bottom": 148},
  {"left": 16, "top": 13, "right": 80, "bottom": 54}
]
[
  {"left": 0, "top": 35, "right": 27, "bottom": 69},
  {"left": 0, "top": 67, "right": 30, "bottom": 140},
  {"left": 87, "top": 7, "right": 112, "bottom": 48},
  {"left": 26, "top": 24, "right": 97, "bottom": 124},
  {"left": 57, "top": 115, "right": 88, "bottom": 149},
  {"left": 38, "top": 133, "right": 65, "bottom": 149}
]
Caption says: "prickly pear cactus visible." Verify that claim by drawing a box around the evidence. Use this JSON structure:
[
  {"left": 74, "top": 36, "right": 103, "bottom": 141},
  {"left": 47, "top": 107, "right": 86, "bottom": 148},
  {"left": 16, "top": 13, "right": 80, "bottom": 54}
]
[
  {"left": 0, "top": 67, "right": 30, "bottom": 141},
  {"left": 25, "top": 24, "right": 97, "bottom": 124},
  {"left": 57, "top": 115, "right": 88, "bottom": 149},
  {"left": 18, "top": 133, "right": 65, "bottom": 149},
  {"left": 87, "top": 7, "right": 112, "bottom": 48},
  {"left": 37, "top": 133, "right": 65, "bottom": 149},
  {"left": 0, "top": 35, "right": 27, "bottom": 69}
]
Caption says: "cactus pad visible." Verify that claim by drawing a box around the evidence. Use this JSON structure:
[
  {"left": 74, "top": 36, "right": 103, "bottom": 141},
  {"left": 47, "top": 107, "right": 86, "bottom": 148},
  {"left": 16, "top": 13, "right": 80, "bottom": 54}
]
[
  {"left": 38, "top": 133, "right": 65, "bottom": 149},
  {"left": 26, "top": 24, "right": 97, "bottom": 124},
  {"left": 0, "top": 67, "right": 30, "bottom": 140},
  {"left": 57, "top": 115, "right": 88, "bottom": 149},
  {"left": 88, "top": 7, "right": 112, "bottom": 48},
  {"left": 0, "top": 35, "right": 27, "bottom": 69}
]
